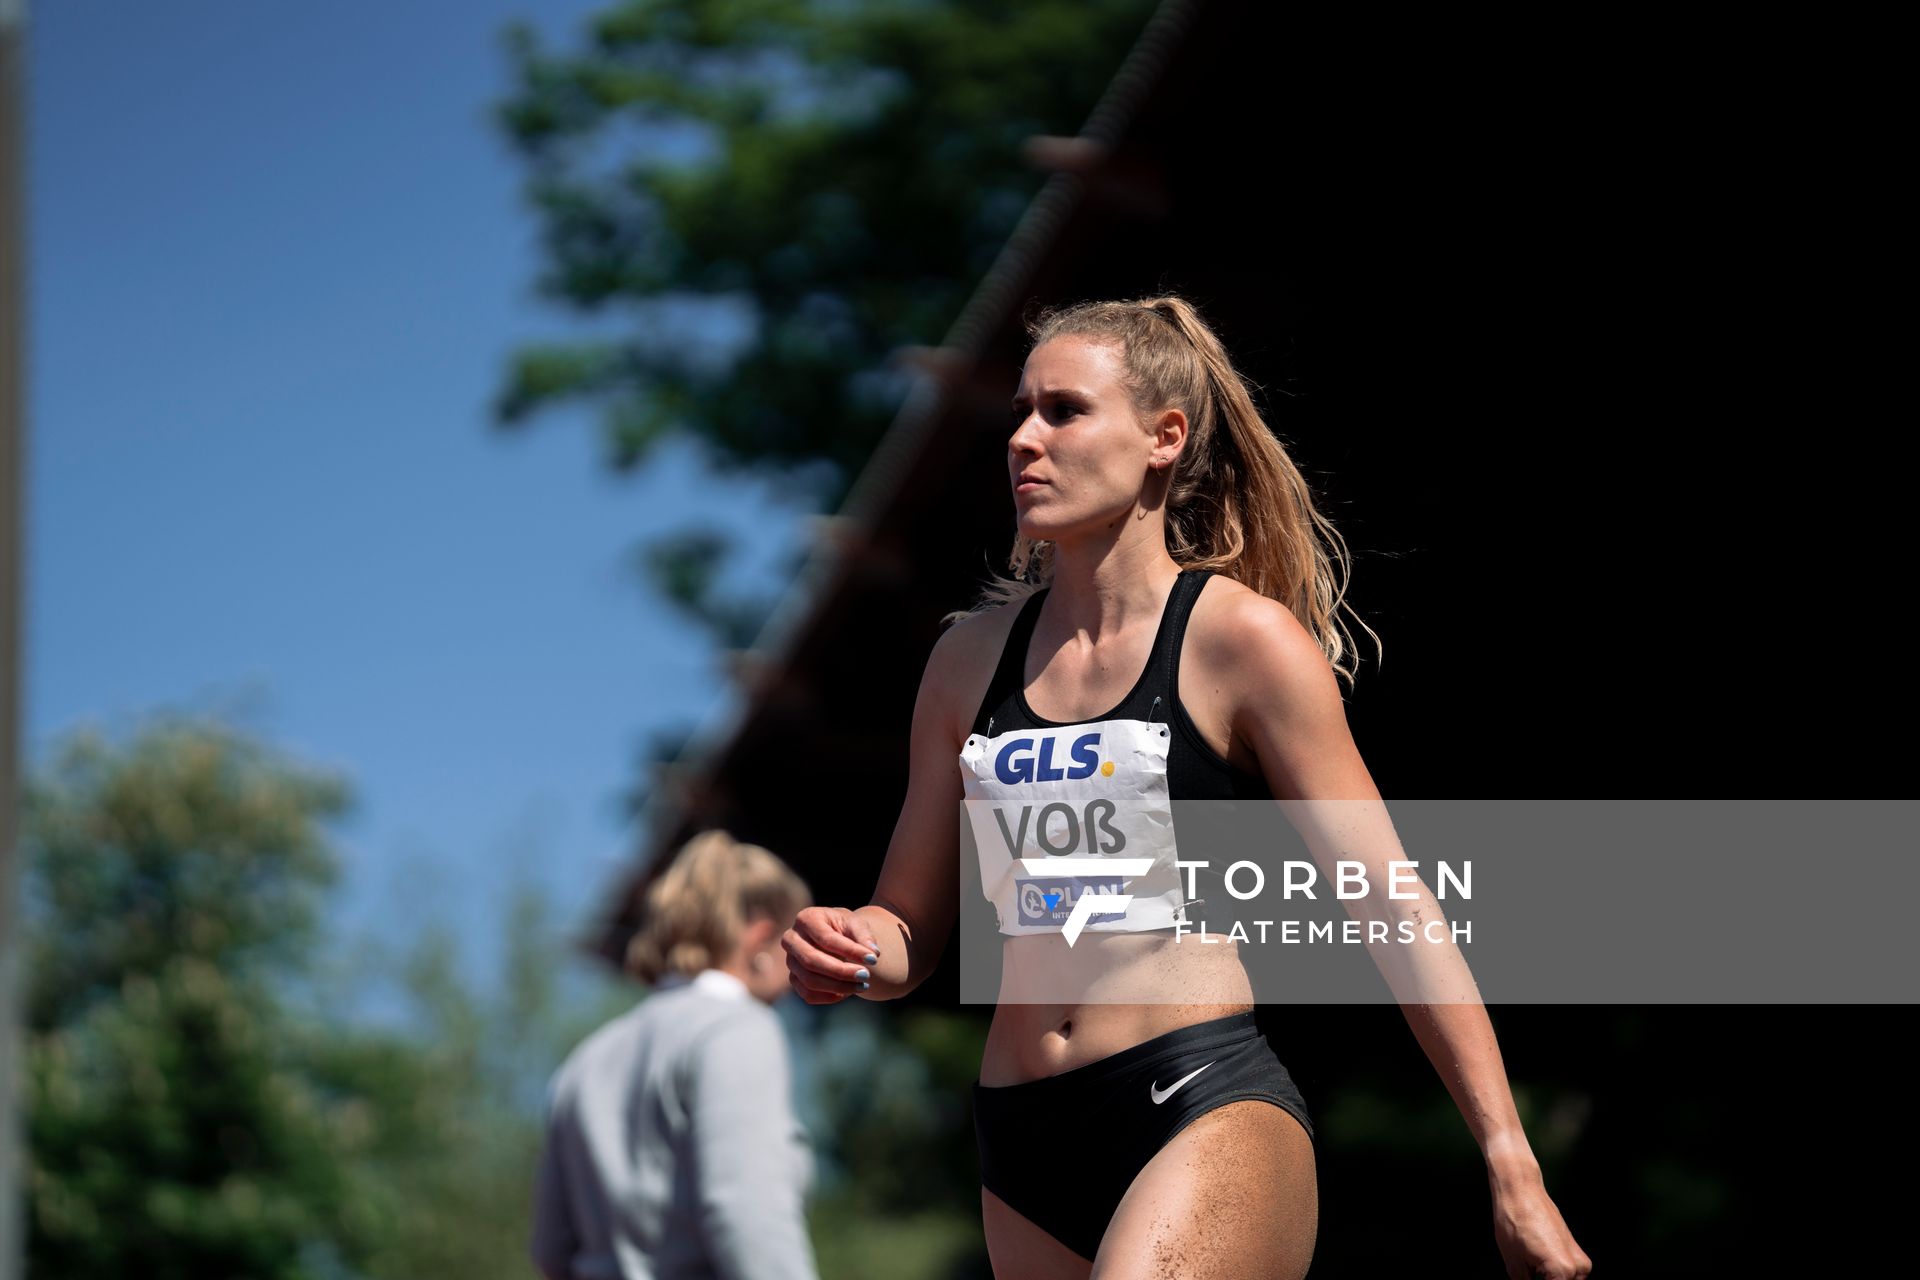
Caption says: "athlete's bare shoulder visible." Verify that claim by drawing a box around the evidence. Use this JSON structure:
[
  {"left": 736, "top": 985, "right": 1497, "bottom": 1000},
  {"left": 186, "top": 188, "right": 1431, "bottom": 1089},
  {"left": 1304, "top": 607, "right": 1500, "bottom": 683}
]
[
  {"left": 924, "top": 594, "right": 1028, "bottom": 746},
  {"left": 1186, "top": 571, "right": 1328, "bottom": 678}
]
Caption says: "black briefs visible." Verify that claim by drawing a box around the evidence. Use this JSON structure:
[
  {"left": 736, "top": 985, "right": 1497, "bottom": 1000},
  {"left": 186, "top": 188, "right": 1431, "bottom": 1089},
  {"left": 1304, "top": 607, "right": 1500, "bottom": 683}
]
[{"left": 971, "top": 1010, "right": 1315, "bottom": 1263}]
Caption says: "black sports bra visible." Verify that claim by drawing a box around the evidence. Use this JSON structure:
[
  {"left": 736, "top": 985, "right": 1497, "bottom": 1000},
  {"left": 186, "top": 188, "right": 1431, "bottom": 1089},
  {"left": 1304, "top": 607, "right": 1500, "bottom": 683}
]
[{"left": 969, "top": 569, "right": 1273, "bottom": 801}]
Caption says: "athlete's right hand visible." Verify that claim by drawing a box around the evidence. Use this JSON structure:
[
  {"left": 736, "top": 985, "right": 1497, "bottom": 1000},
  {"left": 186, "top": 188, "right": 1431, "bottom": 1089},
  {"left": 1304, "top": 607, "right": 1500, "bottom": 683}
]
[{"left": 782, "top": 906, "right": 882, "bottom": 1004}]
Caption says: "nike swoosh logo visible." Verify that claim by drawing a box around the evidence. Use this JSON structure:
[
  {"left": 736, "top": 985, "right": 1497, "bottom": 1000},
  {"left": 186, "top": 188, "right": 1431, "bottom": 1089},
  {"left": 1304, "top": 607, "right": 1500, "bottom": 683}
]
[{"left": 1149, "top": 1061, "right": 1216, "bottom": 1105}]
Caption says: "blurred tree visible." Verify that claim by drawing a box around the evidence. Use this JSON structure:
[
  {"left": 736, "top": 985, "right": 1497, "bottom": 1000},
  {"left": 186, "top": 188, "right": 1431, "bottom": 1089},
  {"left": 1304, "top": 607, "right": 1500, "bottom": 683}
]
[
  {"left": 23, "top": 717, "right": 347, "bottom": 1035},
  {"left": 799, "top": 1000, "right": 993, "bottom": 1278},
  {"left": 21, "top": 717, "right": 370, "bottom": 1277},
  {"left": 18, "top": 714, "right": 633, "bottom": 1280},
  {"left": 313, "top": 890, "right": 634, "bottom": 1280},
  {"left": 490, "top": 0, "right": 1159, "bottom": 644}
]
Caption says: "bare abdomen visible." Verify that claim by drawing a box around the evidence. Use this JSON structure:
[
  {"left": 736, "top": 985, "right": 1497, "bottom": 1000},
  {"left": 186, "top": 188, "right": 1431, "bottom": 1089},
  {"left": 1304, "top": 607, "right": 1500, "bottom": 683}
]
[{"left": 978, "top": 934, "right": 1254, "bottom": 1085}]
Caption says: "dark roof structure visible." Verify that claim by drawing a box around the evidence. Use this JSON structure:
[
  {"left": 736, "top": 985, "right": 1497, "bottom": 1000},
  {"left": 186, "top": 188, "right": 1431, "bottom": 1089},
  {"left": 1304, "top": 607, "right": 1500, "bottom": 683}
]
[
  {"left": 558, "top": 7, "right": 1903, "bottom": 1266},
  {"left": 587, "top": 0, "right": 1227, "bottom": 982},
  {"left": 583, "top": 0, "right": 1508, "bottom": 984}
]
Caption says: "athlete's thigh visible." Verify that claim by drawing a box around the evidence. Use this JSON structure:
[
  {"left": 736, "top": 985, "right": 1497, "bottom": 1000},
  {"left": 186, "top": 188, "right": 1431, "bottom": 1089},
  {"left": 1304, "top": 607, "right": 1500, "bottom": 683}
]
[
  {"left": 982, "top": 1185, "right": 1094, "bottom": 1280},
  {"left": 1089, "top": 1100, "right": 1317, "bottom": 1280}
]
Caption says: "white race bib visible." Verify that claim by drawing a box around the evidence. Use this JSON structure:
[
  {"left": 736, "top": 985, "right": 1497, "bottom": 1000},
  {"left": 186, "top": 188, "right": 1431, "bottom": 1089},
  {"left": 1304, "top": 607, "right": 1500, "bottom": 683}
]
[{"left": 959, "top": 717, "right": 1192, "bottom": 939}]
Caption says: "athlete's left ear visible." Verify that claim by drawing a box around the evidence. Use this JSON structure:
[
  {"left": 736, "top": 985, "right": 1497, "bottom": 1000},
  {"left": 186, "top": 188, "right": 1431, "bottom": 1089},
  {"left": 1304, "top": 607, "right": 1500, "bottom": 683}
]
[{"left": 1151, "top": 406, "right": 1188, "bottom": 471}]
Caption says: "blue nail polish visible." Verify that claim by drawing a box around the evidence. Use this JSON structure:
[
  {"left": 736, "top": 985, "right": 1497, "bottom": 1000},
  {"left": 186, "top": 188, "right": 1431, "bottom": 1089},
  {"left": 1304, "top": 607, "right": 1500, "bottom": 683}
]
[
  {"left": 855, "top": 968, "right": 870, "bottom": 981},
  {"left": 858, "top": 981, "right": 869, "bottom": 990},
  {"left": 862, "top": 953, "right": 878, "bottom": 965}
]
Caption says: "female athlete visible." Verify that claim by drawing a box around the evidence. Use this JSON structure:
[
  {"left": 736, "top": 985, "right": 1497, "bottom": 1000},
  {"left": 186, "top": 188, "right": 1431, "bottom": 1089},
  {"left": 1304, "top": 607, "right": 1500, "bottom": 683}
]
[{"left": 781, "top": 295, "right": 1592, "bottom": 1280}]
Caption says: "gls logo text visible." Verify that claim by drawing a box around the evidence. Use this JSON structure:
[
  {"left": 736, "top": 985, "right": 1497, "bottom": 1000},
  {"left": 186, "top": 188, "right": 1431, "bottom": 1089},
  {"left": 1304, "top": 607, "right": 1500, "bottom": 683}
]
[{"left": 995, "top": 731, "right": 1104, "bottom": 785}]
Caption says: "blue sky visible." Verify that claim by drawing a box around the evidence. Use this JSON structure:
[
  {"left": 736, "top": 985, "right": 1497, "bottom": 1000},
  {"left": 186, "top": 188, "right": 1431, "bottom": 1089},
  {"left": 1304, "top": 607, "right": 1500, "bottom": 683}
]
[{"left": 25, "top": 1, "right": 814, "bottom": 986}]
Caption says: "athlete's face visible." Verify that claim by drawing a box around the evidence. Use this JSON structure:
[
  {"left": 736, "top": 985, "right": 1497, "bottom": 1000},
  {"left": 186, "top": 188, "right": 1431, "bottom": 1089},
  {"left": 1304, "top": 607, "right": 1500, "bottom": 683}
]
[{"left": 1008, "top": 337, "right": 1168, "bottom": 541}]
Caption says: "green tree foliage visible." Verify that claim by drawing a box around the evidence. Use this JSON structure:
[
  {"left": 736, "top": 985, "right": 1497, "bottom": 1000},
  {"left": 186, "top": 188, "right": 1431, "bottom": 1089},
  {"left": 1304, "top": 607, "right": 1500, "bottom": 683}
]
[
  {"left": 18, "top": 715, "right": 631, "bottom": 1280},
  {"left": 490, "top": 0, "right": 1159, "bottom": 639},
  {"left": 24, "top": 718, "right": 346, "bottom": 1035},
  {"left": 27, "top": 959, "right": 364, "bottom": 1279},
  {"left": 311, "top": 897, "right": 631, "bottom": 1280},
  {"left": 21, "top": 718, "right": 371, "bottom": 1277},
  {"left": 802, "top": 1001, "right": 993, "bottom": 1277}
]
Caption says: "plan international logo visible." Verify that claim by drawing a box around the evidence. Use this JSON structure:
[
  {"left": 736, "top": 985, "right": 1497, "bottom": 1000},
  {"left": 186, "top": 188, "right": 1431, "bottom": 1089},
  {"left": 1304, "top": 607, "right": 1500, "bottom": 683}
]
[{"left": 1013, "top": 857, "right": 1156, "bottom": 944}]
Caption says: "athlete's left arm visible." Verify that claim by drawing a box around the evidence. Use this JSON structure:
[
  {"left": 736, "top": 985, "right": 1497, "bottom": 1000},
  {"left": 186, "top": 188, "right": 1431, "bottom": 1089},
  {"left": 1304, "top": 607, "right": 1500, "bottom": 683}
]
[{"left": 1221, "top": 594, "right": 1593, "bottom": 1280}]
